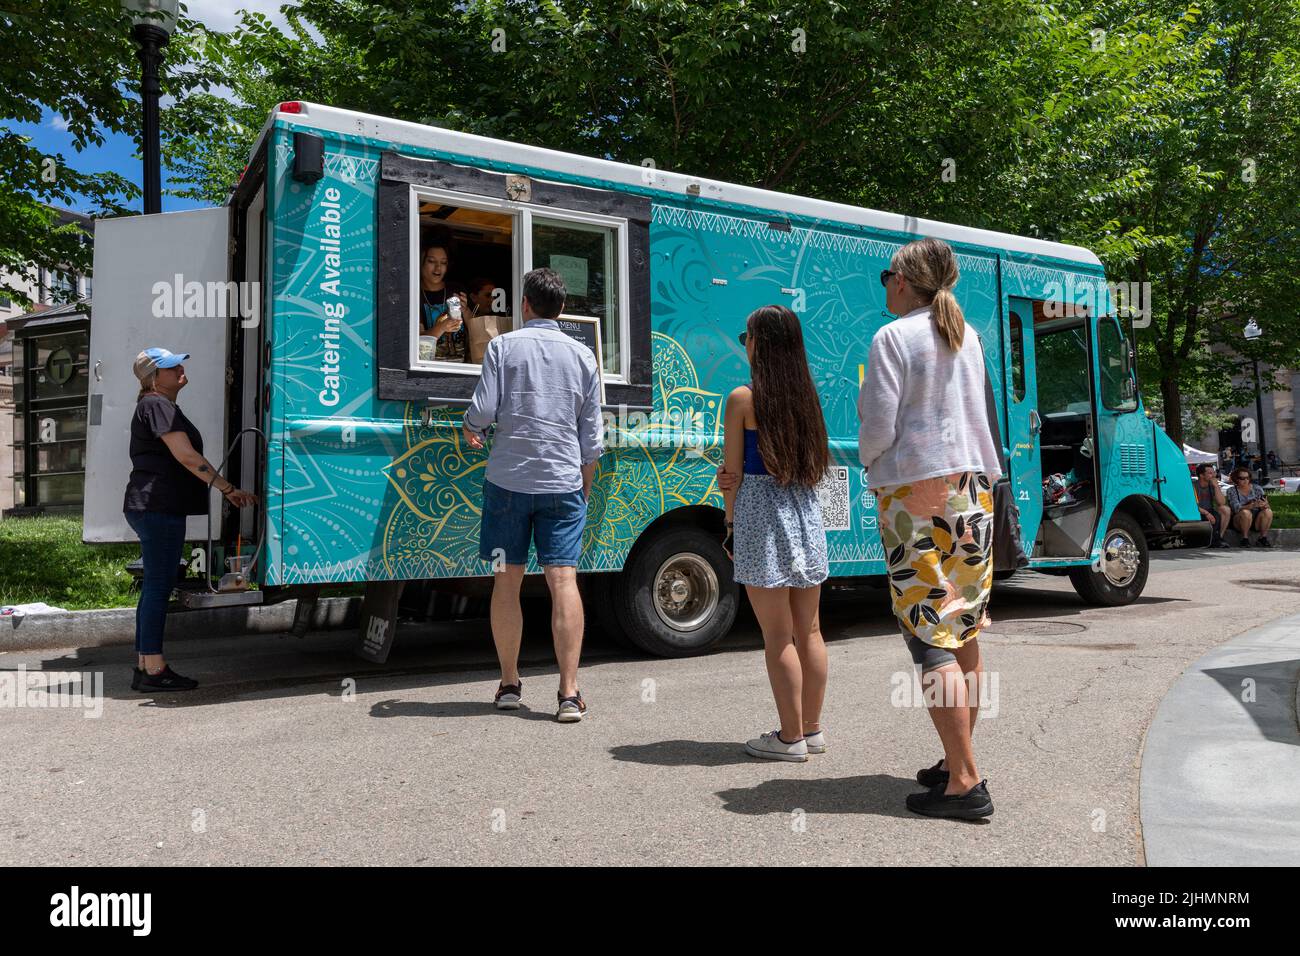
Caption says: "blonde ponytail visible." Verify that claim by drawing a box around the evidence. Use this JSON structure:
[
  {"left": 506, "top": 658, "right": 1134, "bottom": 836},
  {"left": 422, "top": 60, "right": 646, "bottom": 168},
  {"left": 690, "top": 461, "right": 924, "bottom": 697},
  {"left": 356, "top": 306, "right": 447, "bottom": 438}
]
[
  {"left": 931, "top": 286, "right": 965, "bottom": 351},
  {"left": 890, "top": 236, "right": 966, "bottom": 351}
]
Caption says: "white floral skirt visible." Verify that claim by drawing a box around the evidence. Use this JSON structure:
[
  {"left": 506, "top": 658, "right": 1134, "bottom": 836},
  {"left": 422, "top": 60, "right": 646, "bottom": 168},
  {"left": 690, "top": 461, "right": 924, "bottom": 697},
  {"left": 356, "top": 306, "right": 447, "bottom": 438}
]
[{"left": 733, "top": 474, "right": 829, "bottom": 589}]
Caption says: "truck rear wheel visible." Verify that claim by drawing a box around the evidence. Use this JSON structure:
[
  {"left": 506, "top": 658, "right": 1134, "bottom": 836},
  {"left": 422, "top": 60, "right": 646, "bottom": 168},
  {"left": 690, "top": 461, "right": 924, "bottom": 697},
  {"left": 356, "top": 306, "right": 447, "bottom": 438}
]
[
  {"left": 604, "top": 525, "right": 739, "bottom": 657},
  {"left": 1068, "top": 510, "right": 1148, "bottom": 606}
]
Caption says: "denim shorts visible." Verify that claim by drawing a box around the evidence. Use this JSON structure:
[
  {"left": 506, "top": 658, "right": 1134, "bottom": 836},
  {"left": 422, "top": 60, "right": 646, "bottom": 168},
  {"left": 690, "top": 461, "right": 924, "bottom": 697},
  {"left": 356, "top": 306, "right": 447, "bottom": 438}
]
[{"left": 478, "top": 478, "right": 588, "bottom": 567}]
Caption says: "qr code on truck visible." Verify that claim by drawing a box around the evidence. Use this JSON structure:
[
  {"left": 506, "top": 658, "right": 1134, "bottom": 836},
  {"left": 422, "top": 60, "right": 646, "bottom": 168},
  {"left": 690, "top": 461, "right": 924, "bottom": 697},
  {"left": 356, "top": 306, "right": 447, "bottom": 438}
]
[{"left": 815, "top": 466, "right": 850, "bottom": 531}]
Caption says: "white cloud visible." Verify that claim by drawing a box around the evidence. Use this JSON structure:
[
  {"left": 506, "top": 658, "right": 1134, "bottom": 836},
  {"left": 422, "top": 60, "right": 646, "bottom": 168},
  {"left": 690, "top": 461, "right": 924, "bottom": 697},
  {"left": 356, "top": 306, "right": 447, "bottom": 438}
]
[{"left": 49, "top": 114, "right": 71, "bottom": 131}]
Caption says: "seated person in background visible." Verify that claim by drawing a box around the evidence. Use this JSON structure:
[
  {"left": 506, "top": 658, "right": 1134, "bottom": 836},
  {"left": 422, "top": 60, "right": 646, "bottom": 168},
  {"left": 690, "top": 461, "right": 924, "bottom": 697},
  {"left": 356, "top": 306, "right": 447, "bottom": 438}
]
[
  {"left": 464, "top": 276, "right": 505, "bottom": 365},
  {"left": 418, "top": 241, "right": 468, "bottom": 362},
  {"left": 1226, "top": 467, "right": 1273, "bottom": 548},
  {"left": 1267, "top": 450, "right": 1282, "bottom": 471},
  {"left": 1194, "top": 462, "right": 1231, "bottom": 549}
]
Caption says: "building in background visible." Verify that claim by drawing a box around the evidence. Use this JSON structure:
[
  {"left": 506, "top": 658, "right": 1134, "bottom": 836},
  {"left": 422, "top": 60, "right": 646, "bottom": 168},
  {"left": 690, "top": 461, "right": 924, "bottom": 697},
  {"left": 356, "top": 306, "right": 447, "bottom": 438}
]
[
  {"left": 1195, "top": 366, "right": 1299, "bottom": 468},
  {"left": 1, "top": 208, "right": 93, "bottom": 517}
]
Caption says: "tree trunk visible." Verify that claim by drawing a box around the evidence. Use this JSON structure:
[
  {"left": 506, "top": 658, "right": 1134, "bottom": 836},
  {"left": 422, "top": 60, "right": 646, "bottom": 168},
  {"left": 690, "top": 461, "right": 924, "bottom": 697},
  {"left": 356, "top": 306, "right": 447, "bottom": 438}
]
[{"left": 1160, "top": 375, "right": 1185, "bottom": 448}]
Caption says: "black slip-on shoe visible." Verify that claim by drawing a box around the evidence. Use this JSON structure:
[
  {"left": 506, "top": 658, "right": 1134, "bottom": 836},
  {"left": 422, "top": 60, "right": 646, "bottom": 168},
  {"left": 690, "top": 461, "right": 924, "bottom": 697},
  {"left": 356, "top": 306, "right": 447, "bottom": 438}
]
[
  {"left": 136, "top": 666, "right": 198, "bottom": 692},
  {"left": 1257, "top": 536, "right": 1272, "bottom": 548},
  {"left": 916, "top": 759, "right": 949, "bottom": 789},
  {"left": 131, "top": 667, "right": 143, "bottom": 691},
  {"left": 906, "top": 780, "right": 994, "bottom": 820}
]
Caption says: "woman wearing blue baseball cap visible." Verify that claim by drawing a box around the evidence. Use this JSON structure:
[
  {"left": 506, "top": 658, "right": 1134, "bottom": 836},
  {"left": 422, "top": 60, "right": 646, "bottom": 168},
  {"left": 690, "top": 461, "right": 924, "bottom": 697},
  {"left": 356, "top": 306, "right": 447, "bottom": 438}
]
[{"left": 124, "top": 348, "right": 257, "bottom": 692}]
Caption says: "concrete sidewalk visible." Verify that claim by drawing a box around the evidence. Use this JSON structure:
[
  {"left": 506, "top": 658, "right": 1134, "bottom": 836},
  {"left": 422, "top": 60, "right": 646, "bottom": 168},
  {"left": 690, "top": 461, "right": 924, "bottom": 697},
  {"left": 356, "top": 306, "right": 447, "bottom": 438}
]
[{"left": 1140, "top": 612, "right": 1300, "bottom": 865}]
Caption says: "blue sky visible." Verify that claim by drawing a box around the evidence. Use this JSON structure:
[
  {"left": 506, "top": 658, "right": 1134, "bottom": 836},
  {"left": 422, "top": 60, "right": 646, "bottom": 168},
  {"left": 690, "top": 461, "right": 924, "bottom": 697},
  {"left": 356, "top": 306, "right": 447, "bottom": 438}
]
[{"left": 7, "top": 0, "right": 298, "bottom": 216}]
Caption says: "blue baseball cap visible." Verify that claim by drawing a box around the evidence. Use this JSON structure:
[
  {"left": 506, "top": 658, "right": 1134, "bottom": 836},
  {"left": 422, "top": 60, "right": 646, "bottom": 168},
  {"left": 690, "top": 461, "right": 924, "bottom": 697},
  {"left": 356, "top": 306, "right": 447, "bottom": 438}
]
[{"left": 133, "top": 347, "right": 190, "bottom": 382}]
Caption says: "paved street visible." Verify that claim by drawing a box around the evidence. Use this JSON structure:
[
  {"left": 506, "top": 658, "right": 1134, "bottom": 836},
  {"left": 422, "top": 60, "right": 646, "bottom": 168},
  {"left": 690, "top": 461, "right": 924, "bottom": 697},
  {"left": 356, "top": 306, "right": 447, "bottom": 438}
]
[{"left": 3, "top": 550, "right": 1299, "bottom": 866}]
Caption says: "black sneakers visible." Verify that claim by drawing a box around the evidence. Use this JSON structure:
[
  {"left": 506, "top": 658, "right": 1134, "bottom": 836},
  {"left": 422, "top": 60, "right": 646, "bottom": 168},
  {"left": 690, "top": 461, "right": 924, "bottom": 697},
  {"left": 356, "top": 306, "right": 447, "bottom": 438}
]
[
  {"left": 136, "top": 666, "right": 198, "bottom": 692},
  {"left": 916, "top": 759, "right": 950, "bottom": 789},
  {"left": 906, "top": 780, "right": 994, "bottom": 819}
]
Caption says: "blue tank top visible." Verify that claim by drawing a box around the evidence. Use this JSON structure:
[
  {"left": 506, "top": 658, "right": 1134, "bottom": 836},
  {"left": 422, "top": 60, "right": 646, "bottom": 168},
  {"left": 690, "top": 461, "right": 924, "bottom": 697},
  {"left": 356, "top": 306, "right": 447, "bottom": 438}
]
[{"left": 743, "top": 428, "right": 769, "bottom": 475}]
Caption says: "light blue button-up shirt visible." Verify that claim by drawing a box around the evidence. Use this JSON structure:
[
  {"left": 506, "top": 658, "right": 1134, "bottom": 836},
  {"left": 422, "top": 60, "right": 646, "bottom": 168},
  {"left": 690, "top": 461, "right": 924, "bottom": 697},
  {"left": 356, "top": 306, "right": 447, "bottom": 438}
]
[{"left": 464, "top": 318, "right": 604, "bottom": 493}]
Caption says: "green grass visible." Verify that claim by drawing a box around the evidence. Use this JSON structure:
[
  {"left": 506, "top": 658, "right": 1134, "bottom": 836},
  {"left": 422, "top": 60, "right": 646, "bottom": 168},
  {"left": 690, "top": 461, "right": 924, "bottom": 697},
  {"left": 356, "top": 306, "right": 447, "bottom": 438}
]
[
  {"left": 0, "top": 516, "right": 140, "bottom": 611},
  {"left": 1268, "top": 494, "right": 1300, "bottom": 529}
]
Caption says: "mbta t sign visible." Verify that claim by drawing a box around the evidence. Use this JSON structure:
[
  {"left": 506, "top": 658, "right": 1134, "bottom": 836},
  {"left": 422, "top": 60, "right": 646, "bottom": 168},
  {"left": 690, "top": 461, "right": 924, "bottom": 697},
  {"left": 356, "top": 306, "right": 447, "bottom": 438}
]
[{"left": 45, "top": 346, "right": 75, "bottom": 386}]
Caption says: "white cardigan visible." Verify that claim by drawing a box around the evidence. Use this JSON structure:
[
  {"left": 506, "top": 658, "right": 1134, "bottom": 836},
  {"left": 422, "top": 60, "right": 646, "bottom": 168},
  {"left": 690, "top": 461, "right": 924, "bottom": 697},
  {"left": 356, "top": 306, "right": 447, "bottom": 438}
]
[{"left": 857, "top": 306, "right": 1004, "bottom": 489}]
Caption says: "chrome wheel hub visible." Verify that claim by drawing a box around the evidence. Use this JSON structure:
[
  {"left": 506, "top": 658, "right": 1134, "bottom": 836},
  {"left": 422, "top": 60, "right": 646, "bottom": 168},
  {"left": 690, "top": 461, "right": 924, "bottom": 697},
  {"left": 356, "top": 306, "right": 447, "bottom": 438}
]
[
  {"left": 1101, "top": 530, "right": 1140, "bottom": 587},
  {"left": 653, "top": 553, "right": 719, "bottom": 632}
]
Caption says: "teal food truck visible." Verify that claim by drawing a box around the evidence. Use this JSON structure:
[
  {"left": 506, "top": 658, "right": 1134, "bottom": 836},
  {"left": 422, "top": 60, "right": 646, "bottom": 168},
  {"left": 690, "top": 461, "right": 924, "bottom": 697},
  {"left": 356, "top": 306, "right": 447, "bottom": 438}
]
[{"left": 83, "top": 101, "right": 1209, "bottom": 660}]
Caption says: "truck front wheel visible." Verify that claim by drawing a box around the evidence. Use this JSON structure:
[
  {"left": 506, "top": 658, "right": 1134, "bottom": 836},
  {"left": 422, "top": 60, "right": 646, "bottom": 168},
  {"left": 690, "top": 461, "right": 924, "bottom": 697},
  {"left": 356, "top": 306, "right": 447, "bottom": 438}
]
[{"left": 1068, "top": 510, "right": 1149, "bottom": 606}]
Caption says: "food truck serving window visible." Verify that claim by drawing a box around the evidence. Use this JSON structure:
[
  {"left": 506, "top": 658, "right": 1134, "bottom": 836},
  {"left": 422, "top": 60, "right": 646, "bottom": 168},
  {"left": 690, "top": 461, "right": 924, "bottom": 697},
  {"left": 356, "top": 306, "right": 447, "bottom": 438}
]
[{"left": 376, "top": 151, "right": 651, "bottom": 408}]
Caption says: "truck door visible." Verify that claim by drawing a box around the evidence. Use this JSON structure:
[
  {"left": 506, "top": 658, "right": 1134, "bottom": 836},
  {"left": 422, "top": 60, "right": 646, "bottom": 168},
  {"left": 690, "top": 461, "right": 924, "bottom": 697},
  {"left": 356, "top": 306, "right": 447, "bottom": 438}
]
[
  {"left": 83, "top": 208, "right": 231, "bottom": 543},
  {"left": 1006, "top": 297, "right": 1043, "bottom": 555},
  {"left": 1092, "top": 314, "right": 1148, "bottom": 502}
]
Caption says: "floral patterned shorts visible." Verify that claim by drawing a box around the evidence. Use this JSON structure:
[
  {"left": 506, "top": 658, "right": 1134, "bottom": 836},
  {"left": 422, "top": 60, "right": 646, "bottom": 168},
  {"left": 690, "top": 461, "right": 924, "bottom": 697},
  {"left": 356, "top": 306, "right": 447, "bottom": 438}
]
[{"left": 875, "top": 471, "right": 995, "bottom": 651}]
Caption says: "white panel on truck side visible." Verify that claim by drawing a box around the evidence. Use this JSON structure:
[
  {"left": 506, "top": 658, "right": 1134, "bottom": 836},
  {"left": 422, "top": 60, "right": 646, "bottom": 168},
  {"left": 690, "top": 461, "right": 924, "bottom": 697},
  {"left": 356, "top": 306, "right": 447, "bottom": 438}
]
[{"left": 84, "top": 208, "right": 230, "bottom": 543}]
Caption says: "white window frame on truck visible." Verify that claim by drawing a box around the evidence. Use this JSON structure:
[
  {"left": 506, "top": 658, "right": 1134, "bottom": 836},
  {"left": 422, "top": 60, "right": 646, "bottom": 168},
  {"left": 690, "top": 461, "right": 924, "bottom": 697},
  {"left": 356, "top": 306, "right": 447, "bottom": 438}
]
[{"left": 405, "top": 182, "right": 631, "bottom": 385}]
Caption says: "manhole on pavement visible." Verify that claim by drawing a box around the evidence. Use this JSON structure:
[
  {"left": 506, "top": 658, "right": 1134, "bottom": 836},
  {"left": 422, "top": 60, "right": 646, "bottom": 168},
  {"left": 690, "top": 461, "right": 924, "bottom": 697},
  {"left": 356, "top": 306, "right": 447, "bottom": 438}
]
[
  {"left": 984, "top": 620, "right": 1088, "bottom": 636},
  {"left": 1235, "top": 578, "right": 1300, "bottom": 593}
]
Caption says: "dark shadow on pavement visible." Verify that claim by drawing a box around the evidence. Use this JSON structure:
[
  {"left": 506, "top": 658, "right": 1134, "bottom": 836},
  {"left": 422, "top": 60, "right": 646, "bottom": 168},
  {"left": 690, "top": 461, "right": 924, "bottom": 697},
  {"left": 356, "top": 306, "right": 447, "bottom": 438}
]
[
  {"left": 1201, "top": 658, "right": 1300, "bottom": 746},
  {"left": 608, "top": 739, "right": 761, "bottom": 767},
  {"left": 715, "top": 773, "right": 922, "bottom": 820},
  {"left": 368, "top": 698, "right": 554, "bottom": 721}
]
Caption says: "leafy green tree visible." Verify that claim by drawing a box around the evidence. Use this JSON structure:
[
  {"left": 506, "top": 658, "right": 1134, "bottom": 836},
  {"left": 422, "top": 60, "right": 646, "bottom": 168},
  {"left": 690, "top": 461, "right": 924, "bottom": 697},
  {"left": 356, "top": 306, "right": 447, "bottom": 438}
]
[
  {"left": 160, "top": 0, "right": 1300, "bottom": 449},
  {"left": 0, "top": 1, "right": 143, "bottom": 305}
]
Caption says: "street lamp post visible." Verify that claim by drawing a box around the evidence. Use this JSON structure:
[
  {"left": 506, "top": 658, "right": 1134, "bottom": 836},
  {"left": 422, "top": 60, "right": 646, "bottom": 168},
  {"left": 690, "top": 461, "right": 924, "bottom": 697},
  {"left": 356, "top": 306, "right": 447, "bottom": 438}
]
[
  {"left": 1243, "top": 319, "right": 1268, "bottom": 474},
  {"left": 122, "top": 0, "right": 179, "bottom": 215}
]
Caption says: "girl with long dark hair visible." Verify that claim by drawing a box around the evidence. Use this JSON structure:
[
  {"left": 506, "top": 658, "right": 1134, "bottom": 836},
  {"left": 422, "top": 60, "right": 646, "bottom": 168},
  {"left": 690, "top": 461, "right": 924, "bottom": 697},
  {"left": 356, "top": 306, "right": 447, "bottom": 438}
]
[{"left": 720, "top": 305, "right": 831, "bottom": 761}]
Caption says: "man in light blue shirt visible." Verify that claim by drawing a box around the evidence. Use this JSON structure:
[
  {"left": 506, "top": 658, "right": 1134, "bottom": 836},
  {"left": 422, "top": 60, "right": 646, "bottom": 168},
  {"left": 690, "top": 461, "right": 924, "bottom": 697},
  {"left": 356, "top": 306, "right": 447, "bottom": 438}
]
[{"left": 463, "top": 267, "right": 603, "bottom": 722}]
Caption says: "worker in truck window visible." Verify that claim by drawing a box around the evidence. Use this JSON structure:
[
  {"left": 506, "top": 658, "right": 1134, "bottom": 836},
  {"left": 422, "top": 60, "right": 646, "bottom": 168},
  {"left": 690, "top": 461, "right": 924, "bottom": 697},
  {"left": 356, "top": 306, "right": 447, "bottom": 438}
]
[
  {"left": 123, "top": 348, "right": 257, "bottom": 693},
  {"left": 418, "top": 241, "right": 468, "bottom": 363}
]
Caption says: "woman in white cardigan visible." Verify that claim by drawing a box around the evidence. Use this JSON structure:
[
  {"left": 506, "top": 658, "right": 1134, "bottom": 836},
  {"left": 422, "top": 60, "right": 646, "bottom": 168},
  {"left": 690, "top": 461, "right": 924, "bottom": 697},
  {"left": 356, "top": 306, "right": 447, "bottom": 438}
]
[{"left": 859, "top": 237, "right": 1002, "bottom": 820}]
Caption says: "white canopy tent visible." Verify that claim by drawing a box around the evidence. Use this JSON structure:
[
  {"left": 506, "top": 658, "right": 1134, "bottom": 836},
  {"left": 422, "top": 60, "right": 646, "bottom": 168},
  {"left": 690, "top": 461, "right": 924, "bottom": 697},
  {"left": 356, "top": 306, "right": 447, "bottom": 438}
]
[{"left": 1183, "top": 444, "right": 1218, "bottom": 464}]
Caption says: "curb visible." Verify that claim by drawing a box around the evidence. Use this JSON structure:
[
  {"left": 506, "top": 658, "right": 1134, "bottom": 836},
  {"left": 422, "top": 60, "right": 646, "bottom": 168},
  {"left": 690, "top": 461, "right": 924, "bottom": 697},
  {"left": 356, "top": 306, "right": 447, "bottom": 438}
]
[
  {"left": 1140, "top": 611, "right": 1300, "bottom": 866},
  {"left": 1218, "top": 526, "right": 1300, "bottom": 549},
  {"left": 1, "top": 596, "right": 360, "bottom": 652}
]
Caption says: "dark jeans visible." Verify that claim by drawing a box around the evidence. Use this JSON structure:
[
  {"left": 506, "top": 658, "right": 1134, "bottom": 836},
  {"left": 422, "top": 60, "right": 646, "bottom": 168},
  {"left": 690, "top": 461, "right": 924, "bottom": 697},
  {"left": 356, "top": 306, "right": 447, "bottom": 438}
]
[{"left": 124, "top": 510, "right": 187, "bottom": 655}]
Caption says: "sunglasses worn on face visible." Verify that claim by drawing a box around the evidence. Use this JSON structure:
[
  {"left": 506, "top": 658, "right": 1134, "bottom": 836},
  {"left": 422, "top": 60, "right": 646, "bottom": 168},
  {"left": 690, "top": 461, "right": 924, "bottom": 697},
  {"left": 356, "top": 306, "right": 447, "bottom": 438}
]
[
  {"left": 738, "top": 331, "right": 747, "bottom": 346},
  {"left": 880, "top": 269, "right": 897, "bottom": 287}
]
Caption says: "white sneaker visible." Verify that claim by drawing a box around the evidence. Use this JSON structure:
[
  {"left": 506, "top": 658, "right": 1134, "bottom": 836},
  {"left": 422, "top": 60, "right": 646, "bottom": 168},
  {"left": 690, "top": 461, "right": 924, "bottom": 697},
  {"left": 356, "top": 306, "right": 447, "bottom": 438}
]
[
  {"left": 804, "top": 730, "right": 827, "bottom": 754},
  {"left": 745, "top": 730, "right": 808, "bottom": 762}
]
